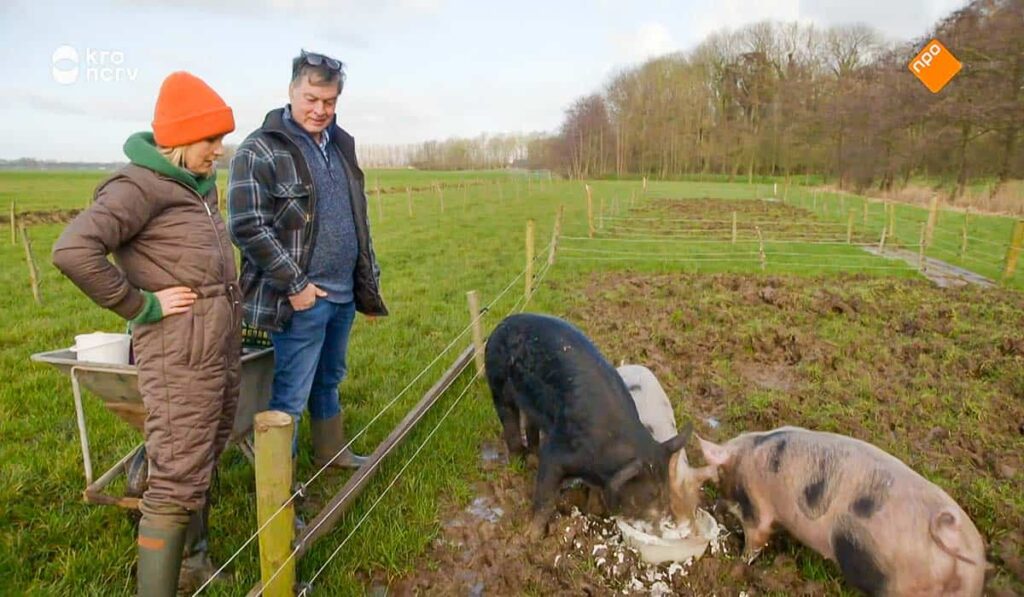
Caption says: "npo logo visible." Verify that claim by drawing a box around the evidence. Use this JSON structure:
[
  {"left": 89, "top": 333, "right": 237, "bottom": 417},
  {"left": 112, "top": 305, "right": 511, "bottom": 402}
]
[
  {"left": 51, "top": 45, "right": 139, "bottom": 85},
  {"left": 909, "top": 39, "right": 962, "bottom": 93}
]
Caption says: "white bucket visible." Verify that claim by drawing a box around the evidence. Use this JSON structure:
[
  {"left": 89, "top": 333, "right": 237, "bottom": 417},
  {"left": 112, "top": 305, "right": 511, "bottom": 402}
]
[{"left": 73, "top": 332, "right": 131, "bottom": 364}]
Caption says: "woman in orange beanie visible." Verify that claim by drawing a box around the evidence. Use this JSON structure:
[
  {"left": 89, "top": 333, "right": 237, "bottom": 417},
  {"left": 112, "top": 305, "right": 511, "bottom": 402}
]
[{"left": 53, "top": 71, "right": 239, "bottom": 596}]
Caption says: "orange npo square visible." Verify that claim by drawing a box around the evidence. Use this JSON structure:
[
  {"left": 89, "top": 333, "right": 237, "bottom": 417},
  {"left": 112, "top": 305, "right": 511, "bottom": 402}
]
[{"left": 909, "top": 39, "right": 962, "bottom": 93}]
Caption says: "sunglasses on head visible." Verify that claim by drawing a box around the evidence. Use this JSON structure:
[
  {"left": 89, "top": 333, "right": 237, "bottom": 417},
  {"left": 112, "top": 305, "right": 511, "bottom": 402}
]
[{"left": 300, "top": 50, "right": 342, "bottom": 72}]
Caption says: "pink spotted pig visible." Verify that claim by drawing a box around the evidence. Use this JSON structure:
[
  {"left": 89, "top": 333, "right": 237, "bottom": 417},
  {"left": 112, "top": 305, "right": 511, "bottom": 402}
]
[{"left": 692, "top": 427, "right": 987, "bottom": 596}]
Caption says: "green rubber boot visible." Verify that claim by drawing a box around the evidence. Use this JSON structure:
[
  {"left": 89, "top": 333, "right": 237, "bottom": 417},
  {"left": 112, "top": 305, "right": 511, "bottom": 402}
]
[
  {"left": 137, "top": 505, "right": 189, "bottom": 597},
  {"left": 178, "top": 498, "right": 233, "bottom": 592},
  {"left": 311, "top": 413, "right": 368, "bottom": 469}
]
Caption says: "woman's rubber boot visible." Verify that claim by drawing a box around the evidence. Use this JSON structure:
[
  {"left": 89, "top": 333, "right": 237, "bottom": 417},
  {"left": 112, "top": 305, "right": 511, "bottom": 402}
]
[
  {"left": 137, "top": 514, "right": 188, "bottom": 597},
  {"left": 178, "top": 500, "right": 233, "bottom": 592},
  {"left": 311, "top": 413, "right": 368, "bottom": 469}
]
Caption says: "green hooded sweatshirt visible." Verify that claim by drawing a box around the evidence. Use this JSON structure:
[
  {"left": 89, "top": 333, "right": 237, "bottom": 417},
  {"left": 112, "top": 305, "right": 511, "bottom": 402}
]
[
  {"left": 122, "top": 131, "right": 218, "bottom": 196},
  {"left": 122, "top": 132, "right": 218, "bottom": 324}
]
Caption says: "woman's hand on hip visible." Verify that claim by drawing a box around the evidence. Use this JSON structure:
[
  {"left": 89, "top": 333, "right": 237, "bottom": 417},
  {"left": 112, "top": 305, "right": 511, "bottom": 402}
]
[{"left": 155, "top": 286, "right": 198, "bottom": 317}]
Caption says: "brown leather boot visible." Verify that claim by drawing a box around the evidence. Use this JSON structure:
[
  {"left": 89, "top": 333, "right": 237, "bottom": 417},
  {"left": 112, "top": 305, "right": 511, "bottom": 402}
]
[{"left": 311, "top": 413, "right": 368, "bottom": 469}]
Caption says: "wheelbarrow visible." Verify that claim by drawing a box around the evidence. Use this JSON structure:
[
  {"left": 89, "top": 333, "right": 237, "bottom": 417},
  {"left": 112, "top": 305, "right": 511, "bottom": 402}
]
[{"left": 31, "top": 341, "right": 274, "bottom": 510}]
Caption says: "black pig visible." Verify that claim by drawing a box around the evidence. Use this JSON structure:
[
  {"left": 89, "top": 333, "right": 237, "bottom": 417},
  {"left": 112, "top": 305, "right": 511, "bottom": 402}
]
[{"left": 484, "top": 313, "right": 690, "bottom": 538}]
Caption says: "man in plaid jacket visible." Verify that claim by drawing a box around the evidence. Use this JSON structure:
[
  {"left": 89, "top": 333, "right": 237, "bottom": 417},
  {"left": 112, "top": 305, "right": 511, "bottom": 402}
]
[{"left": 228, "top": 50, "right": 386, "bottom": 469}]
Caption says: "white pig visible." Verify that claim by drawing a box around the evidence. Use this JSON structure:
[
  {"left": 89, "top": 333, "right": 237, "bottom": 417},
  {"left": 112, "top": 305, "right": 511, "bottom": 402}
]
[
  {"left": 616, "top": 365, "right": 708, "bottom": 528},
  {"left": 693, "top": 427, "right": 987, "bottom": 596},
  {"left": 617, "top": 364, "right": 677, "bottom": 442}
]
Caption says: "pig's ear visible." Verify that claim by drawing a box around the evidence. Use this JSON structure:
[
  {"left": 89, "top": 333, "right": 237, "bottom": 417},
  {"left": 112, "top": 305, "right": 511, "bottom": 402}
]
[
  {"left": 608, "top": 459, "right": 644, "bottom": 493},
  {"left": 661, "top": 421, "right": 694, "bottom": 454},
  {"left": 697, "top": 435, "right": 732, "bottom": 467}
]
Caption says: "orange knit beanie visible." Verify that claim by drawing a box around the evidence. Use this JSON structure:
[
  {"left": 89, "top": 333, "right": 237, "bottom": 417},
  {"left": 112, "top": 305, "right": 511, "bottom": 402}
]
[{"left": 151, "top": 71, "right": 235, "bottom": 147}]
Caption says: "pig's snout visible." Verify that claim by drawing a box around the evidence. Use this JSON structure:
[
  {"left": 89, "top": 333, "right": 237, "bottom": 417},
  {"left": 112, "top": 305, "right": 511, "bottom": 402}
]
[{"left": 668, "top": 450, "right": 718, "bottom": 527}]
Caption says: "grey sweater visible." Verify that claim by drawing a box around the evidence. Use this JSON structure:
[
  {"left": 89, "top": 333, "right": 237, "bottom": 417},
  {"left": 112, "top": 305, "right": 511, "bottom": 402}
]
[{"left": 282, "top": 108, "right": 358, "bottom": 304}]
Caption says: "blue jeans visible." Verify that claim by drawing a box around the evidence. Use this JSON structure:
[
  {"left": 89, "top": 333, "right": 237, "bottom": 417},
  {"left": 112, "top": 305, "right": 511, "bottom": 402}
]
[{"left": 269, "top": 299, "right": 356, "bottom": 423}]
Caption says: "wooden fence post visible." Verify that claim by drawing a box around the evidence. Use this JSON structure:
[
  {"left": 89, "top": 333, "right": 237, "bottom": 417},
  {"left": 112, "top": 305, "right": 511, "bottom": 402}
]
[
  {"left": 847, "top": 209, "right": 855, "bottom": 244},
  {"left": 9, "top": 200, "right": 15, "bottom": 245},
  {"left": 254, "top": 411, "right": 295, "bottom": 597},
  {"left": 438, "top": 183, "right": 445, "bottom": 213},
  {"left": 756, "top": 226, "right": 766, "bottom": 271},
  {"left": 525, "top": 219, "right": 535, "bottom": 300},
  {"left": 887, "top": 201, "right": 895, "bottom": 239},
  {"left": 1001, "top": 220, "right": 1024, "bottom": 283},
  {"left": 466, "top": 291, "right": 485, "bottom": 376},
  {"left": 406, "top": 186, "right": 413, "bottom": 217},
  {"left": 878, "top": 226, "right": 888, "bottom": 253},
  {"left": 548, "top": 204, "right": 564, "bottom": 266},
  {"left": 925, "top": 196, "right": 939, "bottom": 248},
  {"left": 21, "top": 226, "right": 41, "bottom": 304},
  {"left": 586, "top": 185, "right": 594, "bottom": 239},
  {"left": 918, "top": 223, "right": 927, "bottom": 272},
  {"left": 960, "top": 207, "right": 970, "bottom": 257}
]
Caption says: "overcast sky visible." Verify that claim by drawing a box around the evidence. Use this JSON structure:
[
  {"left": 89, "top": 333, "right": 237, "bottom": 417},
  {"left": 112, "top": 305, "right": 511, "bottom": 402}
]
[{"left": 0, "top": 0, "right": 965, "bottom": 162}]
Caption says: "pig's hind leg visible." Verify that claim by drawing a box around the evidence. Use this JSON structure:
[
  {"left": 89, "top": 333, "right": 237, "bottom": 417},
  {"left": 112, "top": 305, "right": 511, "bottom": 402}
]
[{"left": 491, "top": 383, "right": 527, "bottom": 461}]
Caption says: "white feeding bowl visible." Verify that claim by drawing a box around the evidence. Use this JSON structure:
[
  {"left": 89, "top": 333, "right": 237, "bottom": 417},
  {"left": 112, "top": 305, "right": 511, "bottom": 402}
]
[{"left": 615, "top": 508, "right": 719, "bottom": 564}]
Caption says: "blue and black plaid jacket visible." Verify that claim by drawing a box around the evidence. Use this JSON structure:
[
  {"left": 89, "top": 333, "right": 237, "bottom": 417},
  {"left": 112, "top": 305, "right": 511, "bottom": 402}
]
[{"left": 227, "top": 108, "right": 387, "bottom": 331}]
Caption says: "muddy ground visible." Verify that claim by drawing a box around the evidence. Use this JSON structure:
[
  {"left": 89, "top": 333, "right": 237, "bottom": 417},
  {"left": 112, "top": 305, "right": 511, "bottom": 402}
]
[{"left": 381, "top": 272, "right": 1024, "bottom": 596}]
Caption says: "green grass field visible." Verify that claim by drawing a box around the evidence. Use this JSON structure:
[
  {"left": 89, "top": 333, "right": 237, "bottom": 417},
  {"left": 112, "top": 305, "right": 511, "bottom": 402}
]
[{"left": 0, "top": 171, "right": 1021, "bottom": 594}]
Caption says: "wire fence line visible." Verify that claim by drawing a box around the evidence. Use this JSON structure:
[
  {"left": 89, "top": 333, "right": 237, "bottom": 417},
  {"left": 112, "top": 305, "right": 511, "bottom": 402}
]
[
  {"left": 561, "top": 246, "right": 762, "bottom": 257},
  {"left": 561, "top": 255, "right": 762, "bottom": 264},
  {"left": 256, "top": 243, "right": 560, "bottom": 594},
  {"left": 257, "top": 358, "right": 479, "bottom": 595},
  {"left": 193, "top": 236, "right": 555, "bottom": 596},
  {"left": 596, "top": 228, "right": 867, "bottom": 240},
  {"left": 562, "top": 235, "right": 884, "bottom": 248},
  {"left": 603, "top": 223, "right": 851, "bottom": 234},
  {"left": 787, "top": 197, "right": 1014, "bottom": 251},
  {"left": 602, "top": 215, "right": 851, "bottom": 228},
  {"left": 589, "top": 191, "right": 1016, "bottom": 282},
  {"left": 298, "top": 368, "right": 485, "bottom": 595}
]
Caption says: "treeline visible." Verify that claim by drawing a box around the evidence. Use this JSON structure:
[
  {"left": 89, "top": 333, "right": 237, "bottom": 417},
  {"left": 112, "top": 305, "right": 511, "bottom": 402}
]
[
  {"left": 357, "top": 133, "right": 541, "bottom": 170},
  {"left": 530, "top": 0, "right": 1023, "bottom": 196}
]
